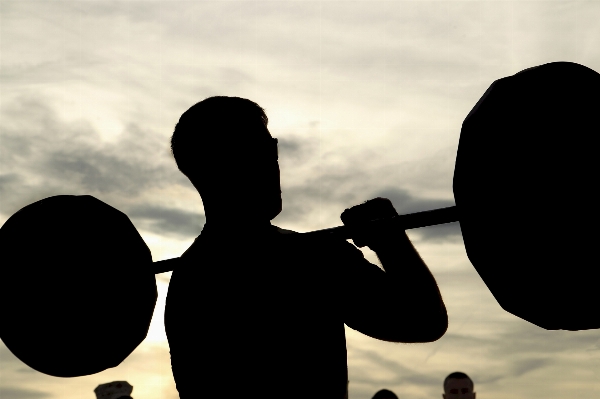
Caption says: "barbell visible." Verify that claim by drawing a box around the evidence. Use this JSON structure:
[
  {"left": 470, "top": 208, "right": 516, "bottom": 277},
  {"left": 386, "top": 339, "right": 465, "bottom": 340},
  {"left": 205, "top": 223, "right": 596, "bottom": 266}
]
[{"left": 1, "top": 61, "right": 598, "bottom": 379}]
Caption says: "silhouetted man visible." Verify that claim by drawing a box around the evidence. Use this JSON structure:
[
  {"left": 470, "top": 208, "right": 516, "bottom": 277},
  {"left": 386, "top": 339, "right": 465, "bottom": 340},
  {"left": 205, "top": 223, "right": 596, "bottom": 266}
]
[
  {"left": 165, "top": 96, "right": 448, "bottom": 399},
  {"left": 443, "top": 372, "right": 475, "bottom": 399},
  {"left": 372, "top": 388, "right": 399, "bottom": 399},
  {"left": 94, "top": 381, "right": 133, "bottom": 399}
]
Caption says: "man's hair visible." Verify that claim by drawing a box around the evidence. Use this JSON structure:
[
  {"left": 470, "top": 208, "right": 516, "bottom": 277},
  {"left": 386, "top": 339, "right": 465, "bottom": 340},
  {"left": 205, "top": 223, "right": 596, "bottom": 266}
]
[
  {"left": 371, "top": 389, "right": 399, "bottom": 399},
  {"left": 443, "top": 371, "right": 473, "bottom": 390},
  {"left": 170, "top": 96, "right": 268, "bottom": 180}
]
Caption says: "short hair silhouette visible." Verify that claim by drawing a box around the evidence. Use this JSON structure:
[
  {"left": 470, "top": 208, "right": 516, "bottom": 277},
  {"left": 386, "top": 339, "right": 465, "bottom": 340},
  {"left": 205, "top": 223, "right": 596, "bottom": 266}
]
[
  {"left": 371, "top": 388, "right": 399, "bottom": 399},
  {"left": 443, "top": 371, "right": 473, "bottom": 390},
  {"left": 170, "top": 96, "right": 269, "bottom": 181}
]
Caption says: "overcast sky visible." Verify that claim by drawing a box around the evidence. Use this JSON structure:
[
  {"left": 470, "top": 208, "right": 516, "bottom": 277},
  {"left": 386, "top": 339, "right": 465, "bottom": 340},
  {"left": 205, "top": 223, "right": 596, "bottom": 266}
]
[{"left": 1, "top": 1, "right": 600, "bottom": 399}]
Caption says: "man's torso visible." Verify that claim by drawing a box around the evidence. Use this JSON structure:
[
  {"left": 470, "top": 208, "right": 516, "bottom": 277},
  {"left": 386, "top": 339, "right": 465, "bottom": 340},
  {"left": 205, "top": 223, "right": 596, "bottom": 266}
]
[{"left": 165, "top": 224, "right": 362, "bottom": 398}]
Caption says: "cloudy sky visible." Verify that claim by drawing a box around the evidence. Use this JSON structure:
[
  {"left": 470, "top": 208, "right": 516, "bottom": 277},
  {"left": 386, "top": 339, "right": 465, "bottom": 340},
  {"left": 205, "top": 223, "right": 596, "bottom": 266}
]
[{"left": 1, "top": 1, "right": 600, "bottom": 398}]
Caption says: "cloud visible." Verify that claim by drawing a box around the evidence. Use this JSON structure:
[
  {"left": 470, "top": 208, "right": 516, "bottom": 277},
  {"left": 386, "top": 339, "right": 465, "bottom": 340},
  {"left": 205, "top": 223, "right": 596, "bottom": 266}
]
[
  {"left": 0, "top": 95, "right": 194, "bottom": 232},
  {"left": 2, "top": 3, "right": 600, "bottom": 399},
  {"left": 350, "top": 347, "right": 441, "bottom": 387},
  {"left": 0, "top": 387, "right": 51, "bottom": 399},
  {"left": 126, "top": 204, "right": 205, "bottom": 239},
  {"left": 277, "top": 136, "right": 309, "bottom": 163},
  {"left": 490, "top": 323, "right": 600, "bottom": 357},
  {"left": 0, "top": 343, "right": 23, "bottom": 369},
  {"left": 510, "top": 357, "right": 551, "bottom": 378},
  {"left": 276, "top": 165, "right": 371, "bottom": 230},
  {"left": 0, "top": 344, "right": 52, "bottom": 397},
  {"left": 277, "top": 173, "right": 461, "bottom": 243},
  {"left": 0, "top": 173, "right": 21, "bottom": 197}
]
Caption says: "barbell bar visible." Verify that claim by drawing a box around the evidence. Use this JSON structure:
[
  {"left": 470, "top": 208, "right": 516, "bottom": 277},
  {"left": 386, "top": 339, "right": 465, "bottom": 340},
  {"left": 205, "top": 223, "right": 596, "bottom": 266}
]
[
  {"left": 151, "top": 206, "right": 460, "bottom": 273},
  {"left": 1, "top": 61, "right": 598, "bottom": 380}
]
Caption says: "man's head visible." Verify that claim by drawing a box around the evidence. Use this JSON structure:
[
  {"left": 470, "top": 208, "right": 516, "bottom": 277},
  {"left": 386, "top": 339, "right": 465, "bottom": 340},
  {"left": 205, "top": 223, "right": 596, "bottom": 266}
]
[
  {"left": 170, "top": 96, "right": 282, "bottom": 222},
  {"left": 93, "top": 381, "right": 133, "bottom": 399},
  {"left": 371, "top": 389, "right": 399, "bottom": 399},
  {"left": 443, "top": 372, "right": 475, "bottom": 399}
]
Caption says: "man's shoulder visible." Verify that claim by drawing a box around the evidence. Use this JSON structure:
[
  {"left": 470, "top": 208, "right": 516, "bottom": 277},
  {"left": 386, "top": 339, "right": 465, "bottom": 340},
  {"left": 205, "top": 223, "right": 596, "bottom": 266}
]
[{"left": 273, "top": 225, "right": 366, "bottom": 260}]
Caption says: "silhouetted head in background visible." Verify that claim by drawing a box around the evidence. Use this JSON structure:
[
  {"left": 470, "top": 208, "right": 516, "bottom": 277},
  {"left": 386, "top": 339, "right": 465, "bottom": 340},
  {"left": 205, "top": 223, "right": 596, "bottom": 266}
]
[
  {"left": 371, "top": 388, "right": 399, "bottom": 399},
  {"left": 170, "top": 96, "right": 281, "bottom": 226},
  {"left": 443, "top": 372, "right": 475, "bottom": 399}
]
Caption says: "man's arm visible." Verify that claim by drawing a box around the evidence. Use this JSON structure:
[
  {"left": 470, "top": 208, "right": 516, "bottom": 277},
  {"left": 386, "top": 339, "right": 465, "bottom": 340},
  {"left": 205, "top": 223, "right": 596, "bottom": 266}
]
[
  {"left": 341, "top": 198, "right": 448, "bottom": 343},
  {"left": 369, "top": 229, "right": 448, "bottom": 341}
]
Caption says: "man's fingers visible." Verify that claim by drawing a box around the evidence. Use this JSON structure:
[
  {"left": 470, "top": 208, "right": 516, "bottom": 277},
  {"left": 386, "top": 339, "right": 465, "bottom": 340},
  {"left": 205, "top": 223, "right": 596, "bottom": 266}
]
[
  {"left": 341, "top": 197, "right": 398, "bottom": 225},
  {"left": 340, "top": 198, "right": 399, "bottom": 248}
]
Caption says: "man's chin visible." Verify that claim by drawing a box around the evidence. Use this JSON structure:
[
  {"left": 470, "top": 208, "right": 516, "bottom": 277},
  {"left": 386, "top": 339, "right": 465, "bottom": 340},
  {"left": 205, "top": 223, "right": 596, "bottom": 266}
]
[
  {"left": 268, "top": 199, "right": 283, "bottom": 221},
  {"left": 268, "top": 206, "right": 282, "bottom": 221},
  {"left": 244, "top": 193, "right": 281, "bottom": 221}
]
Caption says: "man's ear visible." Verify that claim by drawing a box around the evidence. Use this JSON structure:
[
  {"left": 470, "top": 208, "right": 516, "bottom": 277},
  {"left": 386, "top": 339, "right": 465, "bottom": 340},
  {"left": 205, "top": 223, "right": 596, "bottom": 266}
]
[{"left": 442, "top": 395, "right": 446, "bottom": 399}]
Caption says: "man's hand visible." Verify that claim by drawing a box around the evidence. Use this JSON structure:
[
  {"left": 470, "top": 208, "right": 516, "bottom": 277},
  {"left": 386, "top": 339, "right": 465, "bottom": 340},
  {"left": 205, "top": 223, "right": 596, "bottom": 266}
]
[{"left": 340, "top": 197, "right": 399, "bottom": 248}]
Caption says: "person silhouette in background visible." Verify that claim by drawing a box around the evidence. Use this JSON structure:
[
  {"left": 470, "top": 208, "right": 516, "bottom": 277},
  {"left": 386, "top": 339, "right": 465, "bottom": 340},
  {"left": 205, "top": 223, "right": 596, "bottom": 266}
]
[
  {"left": 371, "top": 388, "right": 399, "bottom": 399},
  {"left": 94, "top": 381, "right": 134, "bottom": 399},
  {"left": 443, "top": 372, "right": 475, "bottom": 399},
  {"left": 165, "top": 96, "right": 448, "bottom": 399}
]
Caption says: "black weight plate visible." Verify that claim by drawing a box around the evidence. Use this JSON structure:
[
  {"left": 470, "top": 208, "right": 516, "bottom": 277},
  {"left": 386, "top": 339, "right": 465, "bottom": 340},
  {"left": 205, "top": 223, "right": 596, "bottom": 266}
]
[
  {"left": 454, "top": 62, "right": 600, "bottom": 331},
  {"left": 0, "top": 195, "right": 157, "bottom": 376}
]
